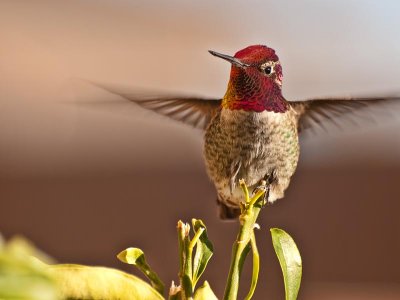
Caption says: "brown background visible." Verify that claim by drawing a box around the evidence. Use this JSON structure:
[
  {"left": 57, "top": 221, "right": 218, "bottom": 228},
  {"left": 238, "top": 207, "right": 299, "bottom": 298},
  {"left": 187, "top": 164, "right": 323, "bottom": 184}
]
[{"left": 1, "top": 1, "right": 400, "bottom": 299}]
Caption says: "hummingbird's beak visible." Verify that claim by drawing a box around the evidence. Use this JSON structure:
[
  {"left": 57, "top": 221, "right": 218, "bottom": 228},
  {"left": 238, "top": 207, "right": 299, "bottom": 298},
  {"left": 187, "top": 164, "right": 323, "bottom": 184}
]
[{"left": 208, "top": 50, "right": 250, "bottom": 68}]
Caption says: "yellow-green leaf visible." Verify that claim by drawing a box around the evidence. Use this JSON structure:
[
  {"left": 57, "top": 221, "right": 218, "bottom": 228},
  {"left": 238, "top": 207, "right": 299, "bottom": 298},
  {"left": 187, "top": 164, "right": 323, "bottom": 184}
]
[
  {"left": 194, "top": 281, "right": 218, "bottom": 300},
  {"left": 270, "top": 228, "right": 302, "bottom": 300},
  {"left": 0, "top": 236, "right": 57, "bottom": 300},
  {"left": 192, "top": 219, "right": 214, "bottom": 288},
  {"left": 117, "top": 247, "right": 165, "bottom": 295},
  {"left": 48, "top": 264, "right": 164, "bottom": 300}
]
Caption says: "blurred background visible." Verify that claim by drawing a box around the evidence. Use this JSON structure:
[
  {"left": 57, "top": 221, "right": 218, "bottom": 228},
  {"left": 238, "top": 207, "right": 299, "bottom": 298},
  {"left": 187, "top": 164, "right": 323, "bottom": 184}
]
[{"left": 1, "top": 0, "right": 400, "bottom": 299}]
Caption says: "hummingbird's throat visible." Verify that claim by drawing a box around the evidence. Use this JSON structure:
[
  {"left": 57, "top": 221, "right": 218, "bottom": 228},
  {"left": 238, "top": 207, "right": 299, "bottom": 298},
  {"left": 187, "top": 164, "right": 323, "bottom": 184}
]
[{"left": 222, "top": 87, "right": 289, "bottom": 113}]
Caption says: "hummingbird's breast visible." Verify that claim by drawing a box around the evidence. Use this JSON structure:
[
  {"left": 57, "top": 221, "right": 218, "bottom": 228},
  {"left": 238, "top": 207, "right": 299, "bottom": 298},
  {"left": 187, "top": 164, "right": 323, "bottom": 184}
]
[{"left": 204, "top": 108, "right": 300, "bottom": 208}]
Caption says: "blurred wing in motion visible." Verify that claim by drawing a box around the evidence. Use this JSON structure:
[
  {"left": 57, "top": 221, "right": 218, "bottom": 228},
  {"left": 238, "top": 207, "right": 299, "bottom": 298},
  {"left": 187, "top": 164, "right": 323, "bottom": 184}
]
[
  {"left": 91, "top": 82, "right": 222, "bottom": 130},
  {"left": 290, "top": 96, "right": 400, "bottom": 133}
]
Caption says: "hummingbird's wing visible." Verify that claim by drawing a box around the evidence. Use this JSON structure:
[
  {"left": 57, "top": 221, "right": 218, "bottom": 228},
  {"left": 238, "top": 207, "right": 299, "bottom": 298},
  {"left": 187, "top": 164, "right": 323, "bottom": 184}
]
[
  {"left": 92, "top": 83, "right": 222, "bottom": 130},
  {"left": 290, "top": 96, "right": 400, "bottom": 133}
]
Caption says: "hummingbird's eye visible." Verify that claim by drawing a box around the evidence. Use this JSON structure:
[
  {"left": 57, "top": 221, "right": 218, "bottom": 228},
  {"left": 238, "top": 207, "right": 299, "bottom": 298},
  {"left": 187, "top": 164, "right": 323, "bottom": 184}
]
[
  {"left": 261, "top": 62, "right": 275, "bottom": 76},
  {"left": 264, "top": 66, "right": 273, "bottom": 75}
]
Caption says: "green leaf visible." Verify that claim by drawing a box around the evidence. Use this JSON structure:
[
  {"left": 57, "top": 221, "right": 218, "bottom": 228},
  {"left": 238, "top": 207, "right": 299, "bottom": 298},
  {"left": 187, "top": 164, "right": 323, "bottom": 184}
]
[
  {"left": 194, "top": 281, "right": 218, "bottom": 300},
  {"left": 270, "top": 228, "right": 302, "bottom": 300},
  {"left": 117, "top": 247, "right": 165, "bottom": 296},
  {"left": 48, "top": 264, "right": 164, "bottom": 300},
  {"left": 4, "top": 236, "right": 55, "bottom": 264},
  {"left": 0, "top": 236, "right": 58, "bottom": 300},
  {"left": 191, "top": 219, "right": 214, "bottom": 288}
]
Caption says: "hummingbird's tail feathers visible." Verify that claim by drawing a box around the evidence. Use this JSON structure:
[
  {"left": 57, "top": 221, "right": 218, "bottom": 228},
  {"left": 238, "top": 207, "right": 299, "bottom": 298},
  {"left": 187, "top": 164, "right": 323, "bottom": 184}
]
[
  {"left": 291, "top": 95, "right": 400, "bottom": 135},
  {"left": 87, "top": 80, "right": 222, "bottom": 130}
]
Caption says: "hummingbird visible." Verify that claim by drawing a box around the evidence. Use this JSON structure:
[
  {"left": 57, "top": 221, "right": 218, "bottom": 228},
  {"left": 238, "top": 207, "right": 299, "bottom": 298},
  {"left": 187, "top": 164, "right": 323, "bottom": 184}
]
[{"left": 94, "top": 45, "right": 399, "bottom": 219}]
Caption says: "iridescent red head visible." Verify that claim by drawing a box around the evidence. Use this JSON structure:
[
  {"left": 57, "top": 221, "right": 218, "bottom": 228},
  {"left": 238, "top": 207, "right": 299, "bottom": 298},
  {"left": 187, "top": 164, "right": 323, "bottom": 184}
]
[{"left": 209, "top": 45, "right": 288, "bottom": 113}]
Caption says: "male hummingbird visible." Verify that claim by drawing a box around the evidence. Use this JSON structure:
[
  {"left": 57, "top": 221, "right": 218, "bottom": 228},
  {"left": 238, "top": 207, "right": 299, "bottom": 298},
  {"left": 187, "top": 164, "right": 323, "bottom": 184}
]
[{"left": 95, "top": 45, "right": 398, "bottom": 219}]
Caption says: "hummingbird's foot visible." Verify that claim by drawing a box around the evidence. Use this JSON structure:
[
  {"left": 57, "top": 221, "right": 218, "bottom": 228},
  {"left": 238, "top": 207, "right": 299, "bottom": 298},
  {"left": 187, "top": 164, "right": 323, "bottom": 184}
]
[
  {"left": 252, "top": 180, "right": 267, "bottom": 194},
  {"left": 251, "top": 180, "right": 269, "bottom": 205},
  {"left": 253, "top": 171, "right": 275, "bottom": 205}
]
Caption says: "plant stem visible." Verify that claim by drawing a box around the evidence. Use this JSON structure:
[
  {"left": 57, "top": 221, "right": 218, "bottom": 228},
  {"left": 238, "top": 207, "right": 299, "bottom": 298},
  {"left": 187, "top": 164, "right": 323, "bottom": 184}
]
[
  {"left": 189, "top": 228, "right": 204, "bottom": 251},
  {"left": 177, "top": 221, "right": 194, "bottom": 300},
  {"left": 168, "top": 281, "right": 182, "bottom": 300},
  {"left": 244, "top": 232, "right": 259, "bottom": 300},
  {"left": 177, "top": 221, "right": 186, "bottom": 281},
  {"left": 223, "top": 181, "right": 266, "bottom": 300}
]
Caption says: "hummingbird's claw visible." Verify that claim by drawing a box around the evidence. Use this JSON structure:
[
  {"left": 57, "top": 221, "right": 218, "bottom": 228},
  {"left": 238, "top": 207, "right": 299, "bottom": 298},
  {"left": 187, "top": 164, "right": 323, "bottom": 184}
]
[
  {"left": 251, "top": 180, "right": 267, "bottom": 196},
  {"left": 251, "top": 180, "right": 270, "bottom": 206}
]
